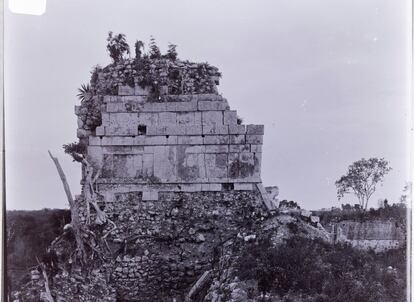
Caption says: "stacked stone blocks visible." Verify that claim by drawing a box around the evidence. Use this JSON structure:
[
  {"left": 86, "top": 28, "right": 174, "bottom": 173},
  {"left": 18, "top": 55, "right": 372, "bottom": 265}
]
[
  {"left": 77, "top": 85, "right": 265, "bottom": 201},
  {"left": 70, "top": 53, "right": 269, "bottom": 301}
]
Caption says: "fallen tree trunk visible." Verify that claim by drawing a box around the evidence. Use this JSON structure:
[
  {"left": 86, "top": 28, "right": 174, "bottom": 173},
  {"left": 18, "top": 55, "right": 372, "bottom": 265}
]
[
  {"left": 36, "top": 258, "right": 55, "bottom": 302},
  {"left": 48, "top": 150, "right": 87, "bottom": 264},
  {"left": 185, "top": 270, "right": 212, "bottom": 302}
]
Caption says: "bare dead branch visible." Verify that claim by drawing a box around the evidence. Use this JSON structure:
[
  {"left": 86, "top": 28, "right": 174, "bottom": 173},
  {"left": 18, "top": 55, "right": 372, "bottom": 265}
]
[
  {"left": 36, "top": 257, "right": 55, "bottom": 302},
  {"left": 48, "top": 150, "right": 87, "bottom": 264}
]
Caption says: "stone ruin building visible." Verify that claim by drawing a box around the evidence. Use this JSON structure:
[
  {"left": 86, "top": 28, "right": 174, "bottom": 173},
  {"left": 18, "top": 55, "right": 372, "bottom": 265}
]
[
  {"left": 12, "top": 37, "right": 405, "bottom": 302},
  {"left": 80, "top": 72, "right": 270, "bottom": 203},
  {"left": 73, "top": 49, "right": 276, "bottom": 301},
  {"left": 14, "top": 42, "right": 279, "bottom": 302}
]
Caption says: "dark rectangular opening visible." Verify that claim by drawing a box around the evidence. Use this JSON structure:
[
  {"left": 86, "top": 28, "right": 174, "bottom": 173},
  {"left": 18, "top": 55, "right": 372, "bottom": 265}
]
[
  {"left": 138, "top": 125, "right": 147, "bottom": 135},
  {"left": 222, "top": 183, "right": 234, "bottom": 191}
]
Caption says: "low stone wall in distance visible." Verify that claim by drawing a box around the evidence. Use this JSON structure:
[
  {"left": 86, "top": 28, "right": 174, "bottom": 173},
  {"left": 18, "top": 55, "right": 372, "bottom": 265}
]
[{"left": 328, "top": 220, "right": 405, "bottom": 251}]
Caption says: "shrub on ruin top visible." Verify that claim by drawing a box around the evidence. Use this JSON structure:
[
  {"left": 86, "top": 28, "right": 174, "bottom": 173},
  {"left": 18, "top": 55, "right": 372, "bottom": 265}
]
[{"left": 106, "top": 31, "right": 130, "bottom": 63}]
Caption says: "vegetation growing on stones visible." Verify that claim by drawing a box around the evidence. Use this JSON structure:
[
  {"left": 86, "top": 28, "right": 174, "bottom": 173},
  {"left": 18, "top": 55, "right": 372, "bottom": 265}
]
[
  {"left": 76, "top": 83, "right": 91, "bottom": 102},
  {"left": 63, "top": 141, "right": 87, "bottom": 162},
  {"left": 316, "top": 202, "right": 407, "bottom": 226},
  {"left": 106, "top": 31, "right": 130, "bottom": 63},
  {"left": 75, "top": 95, "right": 102, "bottom": 131},
  {"left": 279, "top": 200, "right": 301, "bottom": 209},
  {"left": 148, "top": 36, "right": 162, "bottom": 59},
  {"left": 77, "top": 32, "right": 221, "bottom": 114},
  {"left": 166, "top": 43, "right": 178, "bottom": 61},
  {"left": 90, "top": 65, "right": 102, "bottom": 88},
  {"left": 134, "top": 40, "right": 144, "bottom": 59},
  {"left": 335, "top": 158, "right": 391, "bottom": 210}
]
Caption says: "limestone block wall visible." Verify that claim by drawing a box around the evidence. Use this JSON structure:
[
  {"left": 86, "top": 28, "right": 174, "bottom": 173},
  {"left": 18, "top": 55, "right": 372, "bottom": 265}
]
[
  {"left": 78, "top": 86, "right": 265, "bottom": 201},
  {"left": 70, "top": 53, "right": 269, "bottom": 300},
  {"left": 329, "top": 220, "right": 405, "bottom": 251}
]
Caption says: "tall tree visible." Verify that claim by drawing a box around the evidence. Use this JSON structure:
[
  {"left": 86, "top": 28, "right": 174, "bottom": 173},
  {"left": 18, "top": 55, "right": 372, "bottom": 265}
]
[{"left": 335, "top": 158, "right": 391, "bottom": 210}]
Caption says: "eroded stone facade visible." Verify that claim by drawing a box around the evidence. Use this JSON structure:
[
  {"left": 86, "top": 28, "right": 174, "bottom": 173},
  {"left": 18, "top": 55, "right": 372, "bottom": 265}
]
[
  {"left": 329, "top": 220, "right": 405, "bottom": 251},
  {"left": 72, "top": 56, "right": 270, "bottom": 300},
  {"left": 76, "top": 61, "right": 265, "bottom": 202}
]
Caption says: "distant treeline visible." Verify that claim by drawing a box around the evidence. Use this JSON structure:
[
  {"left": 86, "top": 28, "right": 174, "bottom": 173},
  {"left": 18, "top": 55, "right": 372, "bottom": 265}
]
[{"left": 6, "top": 208, "right": 71, "bottom": 292}]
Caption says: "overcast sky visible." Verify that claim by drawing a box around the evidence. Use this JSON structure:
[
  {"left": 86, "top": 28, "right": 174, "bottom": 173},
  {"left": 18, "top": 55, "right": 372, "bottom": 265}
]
[{"left": 4, "top": 0, "right": 411, "bottom": 210}]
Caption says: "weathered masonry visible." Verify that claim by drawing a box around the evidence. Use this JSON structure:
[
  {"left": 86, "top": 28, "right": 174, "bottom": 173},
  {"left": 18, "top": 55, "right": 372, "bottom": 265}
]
[
  {"left": 76, "top": 81, "right": 265, "bottom": 203},
  {"left": 328, "top": 220, "right": 405, "bottom": 251},
  {"left": 73, "top": 56, "right": 271, "bottom": 300}
]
